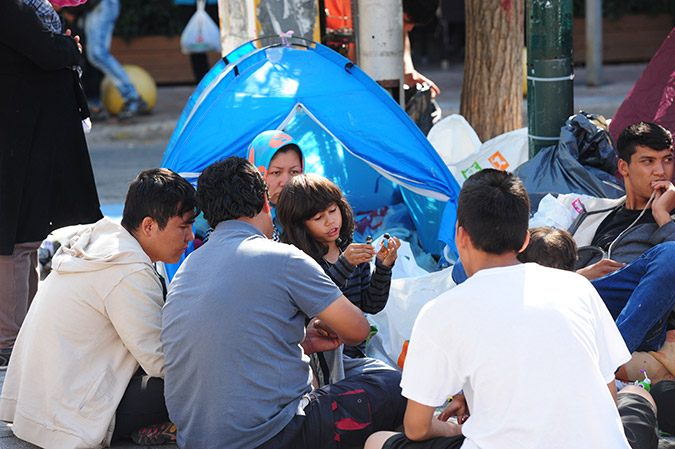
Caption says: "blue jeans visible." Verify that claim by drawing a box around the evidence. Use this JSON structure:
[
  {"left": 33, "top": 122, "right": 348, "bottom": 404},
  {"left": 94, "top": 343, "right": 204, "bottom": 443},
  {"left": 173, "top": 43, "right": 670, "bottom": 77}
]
[
  {"left": 84, "top": 0, "right": 139, "bottom": 102},
  {"left": 450, "top": 242, "right": 675, "bottom": 353},
  {"left": 592, "top": 242, "right": 675, "bottom": 353}
]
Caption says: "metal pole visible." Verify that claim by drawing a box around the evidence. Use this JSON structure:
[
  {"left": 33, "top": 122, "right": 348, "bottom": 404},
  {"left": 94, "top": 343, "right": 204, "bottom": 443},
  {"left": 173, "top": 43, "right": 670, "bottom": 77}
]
[
  {"left": 585, "top": 0, "right": 603, "bottom": 86},
  {"left": 526, "top": 0, "right": 574, "bottom": 157},
  {"left": 356, "top": 0, "right": 404, "bottom": 106}
]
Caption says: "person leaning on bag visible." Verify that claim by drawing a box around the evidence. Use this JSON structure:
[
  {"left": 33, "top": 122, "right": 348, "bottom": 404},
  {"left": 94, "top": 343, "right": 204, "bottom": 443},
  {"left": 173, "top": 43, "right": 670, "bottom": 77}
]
[{"left": 0, "top": 0, "right": 103, "bottom": 368}]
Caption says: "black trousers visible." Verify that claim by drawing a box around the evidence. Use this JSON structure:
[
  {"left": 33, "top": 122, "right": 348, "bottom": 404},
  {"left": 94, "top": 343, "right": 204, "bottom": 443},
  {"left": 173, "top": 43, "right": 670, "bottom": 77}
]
[{"left": 112, "top": 369, "right": 169, "bottom": 441}]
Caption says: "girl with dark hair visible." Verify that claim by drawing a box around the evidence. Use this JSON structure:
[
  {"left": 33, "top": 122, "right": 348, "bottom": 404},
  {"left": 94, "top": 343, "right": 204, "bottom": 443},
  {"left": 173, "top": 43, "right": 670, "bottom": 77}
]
[{"left": 277, "top": 174, "right": 400, "bottom": 367}]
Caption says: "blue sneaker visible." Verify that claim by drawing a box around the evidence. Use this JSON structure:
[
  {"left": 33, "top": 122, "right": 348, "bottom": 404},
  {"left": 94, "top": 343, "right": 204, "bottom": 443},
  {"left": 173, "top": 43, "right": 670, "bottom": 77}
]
[{"left": 118, "top": 97, "right": 148, "bottom": 120}]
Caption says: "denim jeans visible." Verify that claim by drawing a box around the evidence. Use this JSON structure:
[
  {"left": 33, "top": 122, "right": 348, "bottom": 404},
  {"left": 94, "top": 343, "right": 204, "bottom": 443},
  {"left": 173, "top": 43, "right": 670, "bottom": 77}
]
[
  {"left": 450, "top": 242, "right": 675, "bottom": 353},
  {"left": 592, "top": 242, "right": 675, "bottom": 353},
  {"left": 84, "top": 0, "right": 139, "bottom": 102}
]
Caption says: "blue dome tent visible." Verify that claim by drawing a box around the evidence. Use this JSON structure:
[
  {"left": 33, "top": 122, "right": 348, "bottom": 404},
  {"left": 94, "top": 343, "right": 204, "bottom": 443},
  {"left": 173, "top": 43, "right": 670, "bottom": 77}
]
[{"left": 161, "top": 36, "right": 460, "bottom": 277}]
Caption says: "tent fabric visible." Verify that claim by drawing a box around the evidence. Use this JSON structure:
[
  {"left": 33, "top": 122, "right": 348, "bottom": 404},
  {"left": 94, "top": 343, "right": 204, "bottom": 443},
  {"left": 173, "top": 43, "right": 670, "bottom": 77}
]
[
  {"left": 160, "top": 36, "right": 460, "bottom": 255},
  {"left": 609, "top": 27, "right": 675, "bottom": 183}
]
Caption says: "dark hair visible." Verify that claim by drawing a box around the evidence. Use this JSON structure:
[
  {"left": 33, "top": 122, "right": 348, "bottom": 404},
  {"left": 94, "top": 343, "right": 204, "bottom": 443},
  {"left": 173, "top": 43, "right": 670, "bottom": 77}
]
[
  {"left": 616, "top": 122, "right": 673, "bottom": 163},
  {"left": 457, "top": 169, "right": 530, "bottom": 255},
  {"left": 403, "top": 0, "right": 439, "bottom": 25},
  {"left": 517, "top": 226, "right": 577, "bottom": 271},
  {"left": 197, "top": 157, "right": 268, "bottom": 228},
  {"left": 276, "top": 174, "right": 355, "bottom": 261},
  {"left": 121, "top": 168, "right": 197, "bottom": 232}
]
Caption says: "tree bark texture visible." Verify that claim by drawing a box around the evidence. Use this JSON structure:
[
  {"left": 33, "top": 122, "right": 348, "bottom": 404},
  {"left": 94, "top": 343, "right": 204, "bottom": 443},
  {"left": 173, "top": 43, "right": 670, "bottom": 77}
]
[{"left": 460, "top": 0, "right": 524, "bottom": 142}]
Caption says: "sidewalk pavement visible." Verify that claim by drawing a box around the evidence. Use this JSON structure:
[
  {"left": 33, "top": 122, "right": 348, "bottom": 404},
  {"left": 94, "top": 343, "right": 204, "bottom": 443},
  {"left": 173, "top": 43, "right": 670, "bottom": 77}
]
[{"left": 84, "top": 61, "right": 648, "bottom": 146}]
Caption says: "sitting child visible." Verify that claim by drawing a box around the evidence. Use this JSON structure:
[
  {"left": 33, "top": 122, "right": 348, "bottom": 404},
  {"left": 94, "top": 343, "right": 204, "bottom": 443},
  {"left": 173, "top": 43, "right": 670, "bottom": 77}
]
[
  {"left": 516, "top": 226, "right": 577, "bottom": 271},
  {"left": 276, "top": 174, "right": 400, "bottom": 383}
]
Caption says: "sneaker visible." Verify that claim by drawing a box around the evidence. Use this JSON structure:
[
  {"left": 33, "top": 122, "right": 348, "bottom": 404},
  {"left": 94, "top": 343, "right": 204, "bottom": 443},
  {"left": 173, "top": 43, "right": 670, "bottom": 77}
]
[
  {"left": 131, "top": 421, "right": 177, "bottom": 445},
  {"left": 117, "top": 97, "right": 147, "bottom": 121},
  {"left": 0, "top": 348, "right": 12, "bottom": 370}
]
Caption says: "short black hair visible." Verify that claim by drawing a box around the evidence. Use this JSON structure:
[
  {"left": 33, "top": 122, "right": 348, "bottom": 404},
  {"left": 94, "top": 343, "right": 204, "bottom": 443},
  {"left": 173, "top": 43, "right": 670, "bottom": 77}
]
[
  {"left": 121, "top": 168, "right": 197, "bottom": 232},
  {"left": 457, "top": 169, "right": 530, "bottom": 255},
  {"left": 517, "top": 226, "right": 577, "bottom": 271},
  {"left": 276, "top": 174, "right": 355, "bottom": 261},
  {"left": 617, "top": 122, "right": 673, "bottom": 163},
  {"left": 403, "top": 0, "right": 439, "bottom": 25},
  {"left": 197, "top": 157, "right": 268, "bottom": 228}
]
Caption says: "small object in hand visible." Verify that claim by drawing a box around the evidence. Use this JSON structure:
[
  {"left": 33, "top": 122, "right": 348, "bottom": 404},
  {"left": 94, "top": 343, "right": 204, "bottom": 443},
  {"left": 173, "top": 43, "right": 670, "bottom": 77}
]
[
  {"left": 316, "top": 327, "right": 330, "bottom": 337},
  {"left": 382, "top": 233, "right": 391, "bottom": 248},
  {"left": 380, "top": 233, "right": 391, "bottom": 257},
  {"left": 366, "top": 235, "right": 373, "bottom": 244}
]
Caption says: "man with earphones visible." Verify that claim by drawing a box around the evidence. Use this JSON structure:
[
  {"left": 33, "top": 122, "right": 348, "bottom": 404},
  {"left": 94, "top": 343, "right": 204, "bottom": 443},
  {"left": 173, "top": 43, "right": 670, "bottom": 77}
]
[{"left": 568, "top": 121, "right": 675, "bottom": 356}]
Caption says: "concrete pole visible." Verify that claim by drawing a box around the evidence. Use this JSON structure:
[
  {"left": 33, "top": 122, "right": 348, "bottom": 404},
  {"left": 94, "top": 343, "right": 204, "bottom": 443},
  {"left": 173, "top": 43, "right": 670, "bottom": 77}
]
[
  {"left": 526, "top": 0, "right": 574, "bottom": 157},
  {"left": 585, "top": 0, "right": 603, "bottom": 86},
  {"left": 357, "top": 0, "right": 404, "bottom": 106},
  {"left": 217, "top": 0, "right": 256, "bottom": 57}
]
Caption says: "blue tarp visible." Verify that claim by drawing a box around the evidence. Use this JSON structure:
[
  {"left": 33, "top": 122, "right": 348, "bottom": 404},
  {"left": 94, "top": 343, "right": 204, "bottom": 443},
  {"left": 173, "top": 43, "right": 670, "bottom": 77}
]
[{"left": 161, "top": 37, "right": 460, "bottom": 264}]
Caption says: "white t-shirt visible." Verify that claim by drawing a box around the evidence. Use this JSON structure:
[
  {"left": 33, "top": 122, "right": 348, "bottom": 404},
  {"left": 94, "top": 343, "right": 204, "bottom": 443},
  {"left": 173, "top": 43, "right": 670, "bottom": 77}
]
[{"left": 401, "top": 263, "right": 632, "bottom": 449}]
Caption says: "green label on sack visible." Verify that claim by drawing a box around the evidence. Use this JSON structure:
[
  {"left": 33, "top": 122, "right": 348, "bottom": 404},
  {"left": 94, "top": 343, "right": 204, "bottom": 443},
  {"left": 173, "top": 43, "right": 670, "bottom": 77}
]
[{"left": 462, "top": 161, "right": 482, "bottom": 179}]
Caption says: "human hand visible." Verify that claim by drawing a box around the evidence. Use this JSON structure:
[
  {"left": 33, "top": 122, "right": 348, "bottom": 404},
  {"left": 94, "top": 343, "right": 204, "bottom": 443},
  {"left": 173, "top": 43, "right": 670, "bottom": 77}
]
[
  {"left": 343, "top": 243, "right": 376, "bottom": 266},
  {"left": 438, "top": 394, "right": 470, "bottom": 424},
  {"left": 577, "top": 258, "right": 625, "bottom": 280},
  {"left": 301, "top": 318, "right": 342, "bottom": 354},
  {"left": 64, "top": 29, "right": 82, "bottom": 53},
  {"left": 651, "top": 180, "right": 675, "bottom": 227},
  {"left": 404, "top": 70, "right": 440, "bottom": 98},
  {"left": 377, "top": 235, "right": 401, "bottom": 266}
]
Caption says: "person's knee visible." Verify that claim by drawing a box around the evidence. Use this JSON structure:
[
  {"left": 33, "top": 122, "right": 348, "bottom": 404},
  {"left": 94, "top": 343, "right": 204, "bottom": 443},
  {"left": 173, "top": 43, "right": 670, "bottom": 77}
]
[
  {"left": 365, "top": 431, "right": 399, "bottom": 449},
  {"left": 651, "top": 242, "right": 675, "bottom": 265},
  {"left": 619, "top": 385, "right": 657, "bottom": 411}
]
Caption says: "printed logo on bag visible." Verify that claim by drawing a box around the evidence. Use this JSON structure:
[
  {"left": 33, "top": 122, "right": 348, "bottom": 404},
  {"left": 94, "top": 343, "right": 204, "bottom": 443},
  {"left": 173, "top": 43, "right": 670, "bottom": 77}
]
[
  {"left": 461, "top": 161, "right": 482, "bottom": 179},
  {"left": 488, "top": 151, "right": 509, "bottom": 171},
  {"left": 572, "top": 198, "right": 584, "bottom": 214}
]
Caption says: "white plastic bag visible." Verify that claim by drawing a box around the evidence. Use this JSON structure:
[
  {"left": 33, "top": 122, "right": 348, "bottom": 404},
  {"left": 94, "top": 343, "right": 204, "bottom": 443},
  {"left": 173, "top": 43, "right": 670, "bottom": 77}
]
[
  {"left": 450, "top": 127, "right": 529, "bottom": 186},
  {"left": 180, "top": 0, "right": 221, "bottom": 54},
  {"left": 366, "top": 267, "right": 456, "bottom": 368}
]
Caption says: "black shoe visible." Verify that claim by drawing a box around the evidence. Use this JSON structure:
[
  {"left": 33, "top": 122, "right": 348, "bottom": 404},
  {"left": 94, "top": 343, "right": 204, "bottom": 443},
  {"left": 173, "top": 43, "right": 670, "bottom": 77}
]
[
  {"left": 118, "top": 97, "right": 148, "bottom": 120},
  {"left": 0, "top": 348, "right": 12, "bottom": 370}
]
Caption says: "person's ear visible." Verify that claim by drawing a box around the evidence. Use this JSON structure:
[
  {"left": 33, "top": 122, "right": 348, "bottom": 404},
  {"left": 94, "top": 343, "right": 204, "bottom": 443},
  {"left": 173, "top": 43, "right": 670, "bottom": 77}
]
[
  {"left": 455, "top": 225, "right": 469, "bottom": 251},
  {"left": 140, "top": 216, "right": 156, "bottom": 237},
  {"left": 518, "top": 230, "right": 530, "bottom": 254},
  {"left": 618, "top": 157, "right": 630, "bottom": 178}
]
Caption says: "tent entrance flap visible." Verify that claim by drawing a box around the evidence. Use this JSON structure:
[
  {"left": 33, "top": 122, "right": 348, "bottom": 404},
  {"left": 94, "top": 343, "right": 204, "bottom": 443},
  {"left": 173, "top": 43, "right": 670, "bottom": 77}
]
[{"left": 279, "top": 103, "right": 399, "bottom": 212}]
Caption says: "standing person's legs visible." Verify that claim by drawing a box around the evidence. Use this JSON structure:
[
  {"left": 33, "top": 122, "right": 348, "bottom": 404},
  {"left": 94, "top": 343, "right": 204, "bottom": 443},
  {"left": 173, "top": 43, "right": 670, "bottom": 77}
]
[
  {"left": 0, "top": 241, "right": 41, "bottom": 361},
  {"left": 591, "top": 242, "right": 675, "bottom": 352},
  {"left": 84, "top": 0, "right": 140, "bottom": 102},
  {"left": 256, "top": 367, "right": 406, "bottom": 449}
]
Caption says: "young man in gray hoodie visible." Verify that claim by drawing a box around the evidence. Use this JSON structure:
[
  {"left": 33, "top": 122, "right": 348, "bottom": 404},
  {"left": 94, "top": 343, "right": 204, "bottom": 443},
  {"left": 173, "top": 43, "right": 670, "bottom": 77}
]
[
  {"left": 569, "top": 122, "right": 675, "bottom": 356},
  {"left": 0, "top": 168, "right": 196, "bottom": 448}
]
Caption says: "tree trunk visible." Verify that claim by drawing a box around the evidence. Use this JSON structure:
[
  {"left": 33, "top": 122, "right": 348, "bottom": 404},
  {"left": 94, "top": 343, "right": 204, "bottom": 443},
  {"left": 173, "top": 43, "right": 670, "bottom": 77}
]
[{"left": 460, "top": 0, "right": 524, "bottom": 142}]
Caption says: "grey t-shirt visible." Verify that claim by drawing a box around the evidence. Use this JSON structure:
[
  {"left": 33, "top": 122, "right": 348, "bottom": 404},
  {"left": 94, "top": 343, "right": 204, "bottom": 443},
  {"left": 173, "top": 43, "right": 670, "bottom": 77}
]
[{"left": 161, "top": 220, "right": 342, "bottom": 449}]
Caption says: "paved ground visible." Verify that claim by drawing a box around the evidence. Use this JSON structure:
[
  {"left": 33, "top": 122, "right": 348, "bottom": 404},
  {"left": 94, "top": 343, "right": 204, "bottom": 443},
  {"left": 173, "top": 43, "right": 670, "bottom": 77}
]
[{"left": 1, "top": 60, "right": 670, "bottom": 448}]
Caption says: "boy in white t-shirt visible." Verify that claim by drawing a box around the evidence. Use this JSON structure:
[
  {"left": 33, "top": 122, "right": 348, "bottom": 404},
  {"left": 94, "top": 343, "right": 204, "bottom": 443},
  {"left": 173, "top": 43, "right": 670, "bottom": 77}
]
[{"left": 365, "top": 169, "right": 658, "bottom": 449}]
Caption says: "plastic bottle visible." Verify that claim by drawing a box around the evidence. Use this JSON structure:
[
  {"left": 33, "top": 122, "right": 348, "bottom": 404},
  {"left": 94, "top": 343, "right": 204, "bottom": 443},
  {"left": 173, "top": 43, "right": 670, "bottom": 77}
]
[{"left": 634, "top": 369, "right": 651, "bottom": 392}]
